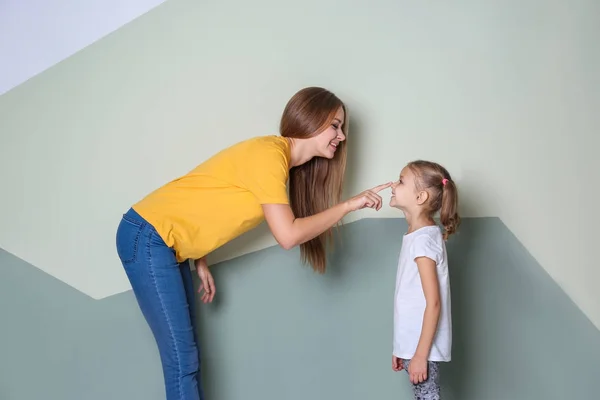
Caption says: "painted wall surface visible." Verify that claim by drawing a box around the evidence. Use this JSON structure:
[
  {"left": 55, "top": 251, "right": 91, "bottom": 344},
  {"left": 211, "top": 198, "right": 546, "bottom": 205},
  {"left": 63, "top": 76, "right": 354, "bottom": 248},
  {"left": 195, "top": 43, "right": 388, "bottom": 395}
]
[
  {"left": 0, "top": 0, "right": 598, "bottom": 333},
  {"left": 0, "top": 0, "right": 167, "bottom": 95},
  {"left": 1, "top": 218, "right": 599, "bottom": 400}
]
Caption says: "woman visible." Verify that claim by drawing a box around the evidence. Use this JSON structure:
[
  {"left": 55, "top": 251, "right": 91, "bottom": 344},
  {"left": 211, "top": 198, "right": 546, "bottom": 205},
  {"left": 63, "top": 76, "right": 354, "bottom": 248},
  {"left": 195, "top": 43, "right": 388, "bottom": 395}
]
[{"left": 115, "top": 87, "right": 391, "bottom": 400}]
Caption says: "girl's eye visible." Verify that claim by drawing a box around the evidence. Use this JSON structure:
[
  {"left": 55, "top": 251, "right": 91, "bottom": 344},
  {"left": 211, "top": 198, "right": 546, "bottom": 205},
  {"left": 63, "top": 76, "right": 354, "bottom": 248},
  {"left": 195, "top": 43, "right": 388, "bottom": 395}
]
[{"left": 332, "top": 124, "right": 339, "bottom": 130}]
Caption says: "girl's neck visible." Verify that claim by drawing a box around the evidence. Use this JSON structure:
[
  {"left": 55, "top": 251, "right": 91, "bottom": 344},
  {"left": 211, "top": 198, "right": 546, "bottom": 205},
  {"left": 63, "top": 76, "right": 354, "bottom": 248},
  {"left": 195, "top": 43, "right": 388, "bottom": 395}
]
[
  {"left": 287, "top": 137, "right": 314, "bottom": 167},
  {"left": 403, "top": 210, "right": 436, "bottom": 234}
]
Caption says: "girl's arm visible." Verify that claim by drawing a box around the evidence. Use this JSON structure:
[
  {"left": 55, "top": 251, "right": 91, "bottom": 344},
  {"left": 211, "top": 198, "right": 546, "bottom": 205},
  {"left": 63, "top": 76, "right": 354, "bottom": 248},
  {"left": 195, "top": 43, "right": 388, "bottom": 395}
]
[
  {"left": 413, "top": 256, "right": 442, "bottom": 359},
  {"left": 262, "top": 182, "right": 391, "bottom": 249}
]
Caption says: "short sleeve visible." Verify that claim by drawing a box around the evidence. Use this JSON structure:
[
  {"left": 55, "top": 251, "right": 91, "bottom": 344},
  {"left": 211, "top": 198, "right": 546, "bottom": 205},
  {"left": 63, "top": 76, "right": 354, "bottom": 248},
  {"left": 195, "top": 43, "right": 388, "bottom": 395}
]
[
  {"left": 241, "top": 138, "right": 290, "bottom": 204},
  {"left": 411, "top": 234, "right": 442, "bottom": 265}
]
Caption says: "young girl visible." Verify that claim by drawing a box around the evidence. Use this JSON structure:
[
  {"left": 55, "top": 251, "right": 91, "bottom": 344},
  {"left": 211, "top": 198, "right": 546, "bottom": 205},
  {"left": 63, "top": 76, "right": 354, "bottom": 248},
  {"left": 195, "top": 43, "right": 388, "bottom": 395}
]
[{"left": 389, "top": 160, "right": 460, "bottom": 400}]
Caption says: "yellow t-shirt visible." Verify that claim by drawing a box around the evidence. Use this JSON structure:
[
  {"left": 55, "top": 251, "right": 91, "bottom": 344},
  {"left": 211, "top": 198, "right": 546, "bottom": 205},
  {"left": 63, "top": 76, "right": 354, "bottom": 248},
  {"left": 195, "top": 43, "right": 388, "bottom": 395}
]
[{"left": 132, "top": 135, "right": 291, "bottom": 262}]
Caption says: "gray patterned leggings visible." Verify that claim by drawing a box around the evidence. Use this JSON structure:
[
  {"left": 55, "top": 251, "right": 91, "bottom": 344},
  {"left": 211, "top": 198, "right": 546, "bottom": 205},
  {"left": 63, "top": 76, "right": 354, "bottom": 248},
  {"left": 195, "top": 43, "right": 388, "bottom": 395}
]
[{"left": 401, "top": 358, "right": 441, "bottom": 400}]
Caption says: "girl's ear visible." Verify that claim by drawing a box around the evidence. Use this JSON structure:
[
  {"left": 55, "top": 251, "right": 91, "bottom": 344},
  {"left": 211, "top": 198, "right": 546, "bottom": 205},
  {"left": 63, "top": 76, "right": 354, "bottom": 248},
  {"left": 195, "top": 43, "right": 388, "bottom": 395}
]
[{"left": 416, "top": 190, "right": 429, "bottom": 205}]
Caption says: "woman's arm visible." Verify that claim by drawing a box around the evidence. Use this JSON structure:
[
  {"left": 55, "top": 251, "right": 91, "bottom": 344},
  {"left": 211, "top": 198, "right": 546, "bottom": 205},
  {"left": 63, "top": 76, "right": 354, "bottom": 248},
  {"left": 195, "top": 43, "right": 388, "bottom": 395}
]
[
  {"left": 262, "top": 182, "right": 391, "bottom": 249},
  {"left": 262, "top": 202, "right": 349, "bottom": 250}
]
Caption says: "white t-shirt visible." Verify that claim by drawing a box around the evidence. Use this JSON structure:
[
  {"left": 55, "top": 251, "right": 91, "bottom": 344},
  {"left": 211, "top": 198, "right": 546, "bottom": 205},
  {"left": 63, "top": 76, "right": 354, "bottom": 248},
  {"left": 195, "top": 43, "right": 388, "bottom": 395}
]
[{"left": 392, "top": 225, "right": 452, "bottom": 362}]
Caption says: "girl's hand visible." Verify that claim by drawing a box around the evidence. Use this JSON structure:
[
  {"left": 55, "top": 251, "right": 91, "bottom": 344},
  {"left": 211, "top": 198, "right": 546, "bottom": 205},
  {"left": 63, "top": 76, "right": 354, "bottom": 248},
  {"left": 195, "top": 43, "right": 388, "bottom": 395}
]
[
  {"left": 392, "top": 355, "right": 403, "bottom": 371},
  {"left": 345, "top": 182, "right": 393, "bottom": 212},
  {"left": 195, "top": 258, "right": 216, "bottom": 303},
  {"left": 408, "top": 356, "right": 428, "bottom": 384}
]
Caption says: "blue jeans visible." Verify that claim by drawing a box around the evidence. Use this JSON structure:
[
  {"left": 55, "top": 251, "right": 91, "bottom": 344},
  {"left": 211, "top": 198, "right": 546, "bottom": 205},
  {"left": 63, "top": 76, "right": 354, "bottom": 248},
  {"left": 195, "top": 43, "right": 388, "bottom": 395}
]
[{"left": 116, "top": 208, "right": 204, "bottom": 400}]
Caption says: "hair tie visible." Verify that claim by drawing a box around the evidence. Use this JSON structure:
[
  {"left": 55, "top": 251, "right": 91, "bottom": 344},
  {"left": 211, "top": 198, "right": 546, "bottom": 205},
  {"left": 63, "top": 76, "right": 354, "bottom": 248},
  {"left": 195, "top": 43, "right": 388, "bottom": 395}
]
[{"left": 442, "top": 178, "right": 449, "bottom": 186}]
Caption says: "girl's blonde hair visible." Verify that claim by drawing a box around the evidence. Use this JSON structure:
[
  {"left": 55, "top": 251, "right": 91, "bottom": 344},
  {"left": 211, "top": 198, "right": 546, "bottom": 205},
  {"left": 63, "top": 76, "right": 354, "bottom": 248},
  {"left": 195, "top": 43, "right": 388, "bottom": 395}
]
[
  {"left": 280, "top": 87, "right": 348, "bottom": 273},
  {"left": 407, "top": 160, "right": 460, "bottom": 240}
]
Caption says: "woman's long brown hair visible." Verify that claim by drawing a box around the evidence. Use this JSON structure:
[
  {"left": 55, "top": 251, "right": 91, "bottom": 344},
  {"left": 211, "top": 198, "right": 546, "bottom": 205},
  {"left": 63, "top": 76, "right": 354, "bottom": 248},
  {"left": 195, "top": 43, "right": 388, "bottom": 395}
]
[{"left": 280, "top": 87, "right": 348, "bottom": 273}]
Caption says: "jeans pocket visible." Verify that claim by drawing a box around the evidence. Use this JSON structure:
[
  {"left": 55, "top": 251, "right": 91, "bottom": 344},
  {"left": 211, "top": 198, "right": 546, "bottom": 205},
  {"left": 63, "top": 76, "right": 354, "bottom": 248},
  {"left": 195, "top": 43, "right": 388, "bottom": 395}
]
[{"left": 116, "top": 216, "right": 143, "bottom": 264}]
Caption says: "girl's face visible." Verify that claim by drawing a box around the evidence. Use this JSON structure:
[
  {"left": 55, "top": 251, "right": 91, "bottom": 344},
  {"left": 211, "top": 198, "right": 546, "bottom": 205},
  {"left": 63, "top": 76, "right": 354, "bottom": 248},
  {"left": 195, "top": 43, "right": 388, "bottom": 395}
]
[
  {"left": 389, "top": 166, "right": 418, "bottom": 210},
  {"left": 313, "top": 107, "right": 346, "bottom": 159}
]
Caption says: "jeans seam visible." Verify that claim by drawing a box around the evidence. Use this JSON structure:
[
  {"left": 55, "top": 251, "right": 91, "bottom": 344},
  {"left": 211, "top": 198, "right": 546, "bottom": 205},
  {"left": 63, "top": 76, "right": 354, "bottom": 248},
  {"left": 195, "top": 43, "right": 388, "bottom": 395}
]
[
  {"left": 118, "top": 217, "right": 142, "bottom": 264},
  {"left": 145, "top": 231, "right": 183, "bottom": 400},
  {"left": 122, "top": 213, "right": 145, "bottom": 227},
  {"left": 130, "top": 223, "right": 141, "bottom": 264}
]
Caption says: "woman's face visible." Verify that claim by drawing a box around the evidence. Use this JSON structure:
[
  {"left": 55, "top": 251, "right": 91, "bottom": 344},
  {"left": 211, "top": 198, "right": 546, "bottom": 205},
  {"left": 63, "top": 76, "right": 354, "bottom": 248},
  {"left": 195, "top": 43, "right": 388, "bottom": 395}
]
[{"left": 313, "top": 107, "right": 346, "bottom": 159}]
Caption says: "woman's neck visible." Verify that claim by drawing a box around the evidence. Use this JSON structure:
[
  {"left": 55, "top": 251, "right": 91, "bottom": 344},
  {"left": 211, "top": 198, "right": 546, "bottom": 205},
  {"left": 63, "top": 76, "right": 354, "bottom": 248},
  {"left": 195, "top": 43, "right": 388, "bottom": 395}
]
[{"left": 287, "top": 138, "right": 315, "bottom": 167}]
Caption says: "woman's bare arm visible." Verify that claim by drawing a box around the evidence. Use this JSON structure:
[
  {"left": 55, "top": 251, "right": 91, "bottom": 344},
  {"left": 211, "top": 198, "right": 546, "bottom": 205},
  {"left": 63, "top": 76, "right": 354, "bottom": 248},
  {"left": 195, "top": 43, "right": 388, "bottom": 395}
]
[{"left": 261, "top": 182, "right": 391, "bottom": 249}]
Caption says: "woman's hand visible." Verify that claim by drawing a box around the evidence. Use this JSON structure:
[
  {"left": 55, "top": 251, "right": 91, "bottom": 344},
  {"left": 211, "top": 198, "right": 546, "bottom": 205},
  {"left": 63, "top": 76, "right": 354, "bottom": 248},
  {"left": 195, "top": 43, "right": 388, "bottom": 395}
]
[
  {"left": 345, "top": 182, "right": 393, "bottom": 212},
  {"left": 195, "top": 258, "right": 216, "bottom": 303}
]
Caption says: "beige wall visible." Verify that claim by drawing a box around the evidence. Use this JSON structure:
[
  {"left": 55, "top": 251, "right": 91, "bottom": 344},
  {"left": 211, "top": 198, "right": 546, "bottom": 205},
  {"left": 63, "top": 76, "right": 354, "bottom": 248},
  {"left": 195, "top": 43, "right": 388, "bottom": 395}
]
[{"left": 0, "top": 0, "right": 598, "bottom": 329}]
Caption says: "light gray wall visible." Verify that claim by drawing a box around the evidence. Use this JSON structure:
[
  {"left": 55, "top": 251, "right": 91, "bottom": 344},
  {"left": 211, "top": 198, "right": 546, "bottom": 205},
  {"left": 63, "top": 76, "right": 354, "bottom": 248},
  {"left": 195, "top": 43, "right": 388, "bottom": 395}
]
[
  {"left": 0, "top": 0, "right": 167, "bottom": 95},
  {"left": 1, "top": 218, "right": 598, "bottom": 399}
]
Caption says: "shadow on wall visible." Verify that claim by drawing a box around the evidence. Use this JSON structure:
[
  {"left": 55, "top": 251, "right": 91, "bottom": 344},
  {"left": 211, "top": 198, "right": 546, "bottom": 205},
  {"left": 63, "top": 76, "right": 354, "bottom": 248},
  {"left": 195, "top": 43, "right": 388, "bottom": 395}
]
[
  {"left": 1, "top": 218, "right": 599, "bottom": 400},
  {"left": 342, "top": 113, "right": 367, "bottom": 200}
]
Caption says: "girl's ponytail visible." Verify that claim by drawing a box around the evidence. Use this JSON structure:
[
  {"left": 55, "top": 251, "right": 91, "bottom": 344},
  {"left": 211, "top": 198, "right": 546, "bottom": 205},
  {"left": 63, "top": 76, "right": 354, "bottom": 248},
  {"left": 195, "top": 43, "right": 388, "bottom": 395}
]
[{"left": 440, "top": 178, "right": 460, "bottom": 240}]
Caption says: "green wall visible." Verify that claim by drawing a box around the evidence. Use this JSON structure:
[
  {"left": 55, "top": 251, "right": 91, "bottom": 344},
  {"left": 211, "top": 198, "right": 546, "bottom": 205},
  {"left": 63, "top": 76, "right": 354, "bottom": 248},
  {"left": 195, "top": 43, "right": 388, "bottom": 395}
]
[{"left": 1, "top": 218, "right": 598, "bottom": 399}]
